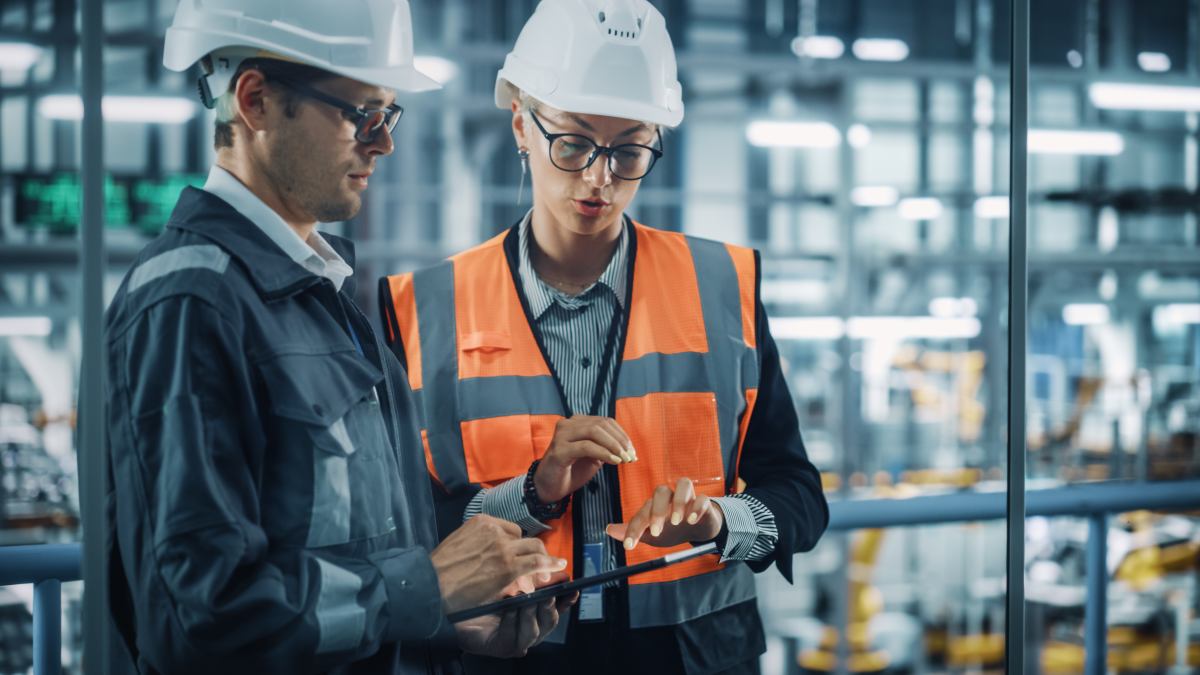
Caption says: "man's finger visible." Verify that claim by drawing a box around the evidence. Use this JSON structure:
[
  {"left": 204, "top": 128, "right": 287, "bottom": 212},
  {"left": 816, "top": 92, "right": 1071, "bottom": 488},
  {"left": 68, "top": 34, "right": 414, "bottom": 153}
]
[
  {"left": 516, "top": 603, "right": 539, "bottom": 654},
  {"left": 514, "top": 553, "right": 570, "bottom": 577}
]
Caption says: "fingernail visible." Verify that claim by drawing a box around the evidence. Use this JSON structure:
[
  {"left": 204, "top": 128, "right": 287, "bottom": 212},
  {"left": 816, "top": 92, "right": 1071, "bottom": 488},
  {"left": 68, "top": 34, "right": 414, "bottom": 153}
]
[
  {"left": 624, "top": 538, "right": 635, "bottom": 550},
  {"left": 650, "top": 523, "right": 662, "bottom": 537},
  {"left": 670, "top": 512, "right": 682, "bottom": 526},
  {"left": 687, "top": 513, "right": 699, "bottom": 525},
  {"left": 556, "top": 558, "right": 568, "bottom": 569}
]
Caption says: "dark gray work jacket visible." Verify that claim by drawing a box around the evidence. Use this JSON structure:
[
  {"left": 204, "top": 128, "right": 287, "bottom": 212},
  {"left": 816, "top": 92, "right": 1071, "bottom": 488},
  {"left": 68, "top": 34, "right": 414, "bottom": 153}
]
[{"left": 104, "top": 187, "right": 459, "bottom": 674}]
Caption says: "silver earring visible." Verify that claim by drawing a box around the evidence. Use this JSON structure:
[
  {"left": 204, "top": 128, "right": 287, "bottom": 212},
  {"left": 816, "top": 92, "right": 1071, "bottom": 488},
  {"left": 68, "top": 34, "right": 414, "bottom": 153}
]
[{"left": 517, "top": 148, "right": 530, "bottom": 208}]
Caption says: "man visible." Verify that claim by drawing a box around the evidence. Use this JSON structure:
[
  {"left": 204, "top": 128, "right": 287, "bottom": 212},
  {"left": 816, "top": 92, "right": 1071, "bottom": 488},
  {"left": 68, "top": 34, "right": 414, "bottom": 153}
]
[{"left": 104, "top": 2, "right": 569, "bottom": 673}]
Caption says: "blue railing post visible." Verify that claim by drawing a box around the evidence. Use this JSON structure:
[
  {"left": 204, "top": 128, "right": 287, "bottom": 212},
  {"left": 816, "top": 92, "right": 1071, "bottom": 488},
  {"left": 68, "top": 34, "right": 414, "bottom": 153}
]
[
  {"left": 33, "top": 578, "right": 61, "bottom": 675},
  {"left": 1085, "top": 513, "right": 1107, "bottom": 674}
]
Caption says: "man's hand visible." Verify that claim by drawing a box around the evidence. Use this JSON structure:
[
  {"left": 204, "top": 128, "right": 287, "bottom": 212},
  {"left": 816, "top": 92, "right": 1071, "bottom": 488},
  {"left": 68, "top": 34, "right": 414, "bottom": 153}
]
[
  {"left": 455, "top": 573, "right": 578, "bottom": 658},
  {"left": 533, "top": 416, "right": 636, "bottom": 504},
  {"left": 605, "top": 478, "right": 723, "bottom": 549},
  {"left": 431, "top": 515, "right": 567, "bottom": 614}
]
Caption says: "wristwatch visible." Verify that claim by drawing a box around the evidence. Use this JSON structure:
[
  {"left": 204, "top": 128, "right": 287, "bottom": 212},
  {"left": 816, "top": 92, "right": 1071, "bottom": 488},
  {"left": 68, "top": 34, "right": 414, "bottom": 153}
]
[{"left": 523, "top": 460, "right": 570, "bottom": 521}]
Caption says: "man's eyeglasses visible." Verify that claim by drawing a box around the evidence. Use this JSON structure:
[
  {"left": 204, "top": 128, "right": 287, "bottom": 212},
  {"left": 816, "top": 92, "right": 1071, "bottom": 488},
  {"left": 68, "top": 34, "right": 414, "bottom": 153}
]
[
  {"left": 529, "top": 110, "right": 663, "bottom": 181},
  {"left": 270, "top": 74, "right": 403, "bottom": 145}
]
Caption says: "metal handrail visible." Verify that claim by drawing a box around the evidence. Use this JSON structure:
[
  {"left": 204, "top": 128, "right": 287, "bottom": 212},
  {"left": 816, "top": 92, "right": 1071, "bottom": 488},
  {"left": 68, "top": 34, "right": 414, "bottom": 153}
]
[{"left": 3, "top": 479, "right": 1199, "bottom": 673}]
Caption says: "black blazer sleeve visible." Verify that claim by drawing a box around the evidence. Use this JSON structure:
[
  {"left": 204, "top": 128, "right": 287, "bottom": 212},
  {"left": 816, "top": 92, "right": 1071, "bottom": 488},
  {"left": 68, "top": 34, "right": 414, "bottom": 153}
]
[{"left": 738, "top": 299, "right": 830, "bottom": 582}]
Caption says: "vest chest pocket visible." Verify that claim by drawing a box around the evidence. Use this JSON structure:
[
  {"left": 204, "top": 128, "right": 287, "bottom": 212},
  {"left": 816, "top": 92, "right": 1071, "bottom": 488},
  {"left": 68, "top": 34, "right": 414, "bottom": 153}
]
[
  {"left": 459, "top": 414, "right": 563, "bottom": 487},
  {"left": 258, "top": 350, "right": 396, "bottom": 548}
]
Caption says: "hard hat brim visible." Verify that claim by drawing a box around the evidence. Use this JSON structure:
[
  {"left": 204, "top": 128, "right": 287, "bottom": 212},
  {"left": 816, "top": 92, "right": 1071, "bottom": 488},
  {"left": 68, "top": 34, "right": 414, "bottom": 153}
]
[{"left": 164, "top": 27, "right": 443, "bottom": 94}]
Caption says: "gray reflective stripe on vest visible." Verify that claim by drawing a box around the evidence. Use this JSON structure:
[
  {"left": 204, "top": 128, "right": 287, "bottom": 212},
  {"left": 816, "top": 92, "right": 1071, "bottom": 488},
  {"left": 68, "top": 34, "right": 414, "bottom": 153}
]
[
  {"left": 437, "top": 352, "right": 760, "bottom": 422},
  {"left": 413, "top": 262, "right": 470, "bottom": 490},
  {"left": 313, "top": 558, "right": 366, "bottom": 654},
  {"left": 458, "top": 375, "right": 562, "bottom": 420},
  {"left": 627, "top": 563, "right": 757, "bottom": 629},
  {"left": 617, "top": 348, "right": 759, "bottom": 400},
  {"left": 686, "top": 238, "right": 753, "bottom": 489},
  {"left": 127, "top": 244, "right": 230, "bottom": 293},
  {"left": 617, "top": 351, "right": 710, "bottom": 399}
]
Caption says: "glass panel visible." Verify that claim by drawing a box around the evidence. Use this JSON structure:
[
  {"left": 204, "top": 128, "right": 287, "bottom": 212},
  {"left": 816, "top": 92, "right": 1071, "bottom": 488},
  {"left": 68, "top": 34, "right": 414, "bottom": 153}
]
[
  {"left": 744, "top": 0, "right": 1015, "bottom": 670},
  {"left": 1027, "top": 0, "right": 1200, "bottom": 669}
]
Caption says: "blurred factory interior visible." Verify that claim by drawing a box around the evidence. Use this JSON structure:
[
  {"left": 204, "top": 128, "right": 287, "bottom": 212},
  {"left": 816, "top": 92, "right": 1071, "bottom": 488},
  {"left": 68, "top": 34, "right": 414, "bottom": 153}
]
[{"left": 1, "top": 0, "right": 1199, "bottom": 672}]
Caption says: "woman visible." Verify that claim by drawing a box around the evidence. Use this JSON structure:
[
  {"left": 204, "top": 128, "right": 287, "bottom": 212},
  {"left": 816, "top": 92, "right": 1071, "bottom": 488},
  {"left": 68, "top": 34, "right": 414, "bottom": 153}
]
[{"left": 381, "top": 1, "right": 828, "bottom": 672}]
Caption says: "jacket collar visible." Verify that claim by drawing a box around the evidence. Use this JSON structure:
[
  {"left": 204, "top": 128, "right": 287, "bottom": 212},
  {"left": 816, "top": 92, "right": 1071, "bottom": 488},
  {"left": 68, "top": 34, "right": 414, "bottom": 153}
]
[{"left": 167, "top": 187, "right": 358, "bottom": 299}]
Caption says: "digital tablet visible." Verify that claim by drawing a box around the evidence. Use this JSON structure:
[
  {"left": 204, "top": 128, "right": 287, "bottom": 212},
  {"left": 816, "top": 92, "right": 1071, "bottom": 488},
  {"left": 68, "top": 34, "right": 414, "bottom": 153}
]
[{"left": 447, "top": 542, "right": 719, "bottom": 623}]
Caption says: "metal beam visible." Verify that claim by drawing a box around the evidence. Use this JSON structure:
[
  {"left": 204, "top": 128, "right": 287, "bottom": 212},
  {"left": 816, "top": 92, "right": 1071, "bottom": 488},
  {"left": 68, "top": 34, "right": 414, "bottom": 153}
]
[
  {"left": 1085, "top": 513, "right": 1108, "bottom": 673},
  {"left": 78, "top": 0, "right": 109, "bottom": 671},
  {"left": 1007, "top": 12, "right": 1031, "bottom": 675},
  {"left": 33, "top": 579, "right": 61, "bottom": 675}
]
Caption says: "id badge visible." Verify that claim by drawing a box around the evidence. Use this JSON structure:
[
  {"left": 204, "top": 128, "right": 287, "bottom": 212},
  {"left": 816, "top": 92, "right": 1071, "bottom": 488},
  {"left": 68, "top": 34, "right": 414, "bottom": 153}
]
[{"left": 577, "top": 542, "right": 605, "bottom": 622}]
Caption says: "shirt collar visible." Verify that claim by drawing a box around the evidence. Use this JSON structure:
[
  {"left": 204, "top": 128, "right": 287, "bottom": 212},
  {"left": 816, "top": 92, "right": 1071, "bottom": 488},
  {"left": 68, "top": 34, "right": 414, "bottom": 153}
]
[
  {"left": 517, "top": 210, "right": 629, "bottom": 319},
  {"left": 202, "top": 165, "right": 354, "bottom": 292}
]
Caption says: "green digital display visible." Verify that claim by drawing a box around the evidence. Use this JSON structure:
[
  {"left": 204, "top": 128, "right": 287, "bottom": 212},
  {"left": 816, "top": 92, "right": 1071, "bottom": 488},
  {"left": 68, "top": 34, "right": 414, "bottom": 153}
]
[{"left": 14, "top": 172, "right": 205, "bottom": 235}]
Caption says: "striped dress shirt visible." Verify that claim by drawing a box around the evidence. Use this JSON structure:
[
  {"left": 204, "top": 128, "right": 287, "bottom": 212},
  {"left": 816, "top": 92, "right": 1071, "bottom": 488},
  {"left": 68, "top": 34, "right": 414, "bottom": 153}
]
[{"left": 464, "top": 213, "right": 778, "bottom": 571}]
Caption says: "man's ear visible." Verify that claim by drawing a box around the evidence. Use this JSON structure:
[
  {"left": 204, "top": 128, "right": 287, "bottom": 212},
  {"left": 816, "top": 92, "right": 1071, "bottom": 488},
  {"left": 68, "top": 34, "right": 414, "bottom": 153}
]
[{"left": 233, "top": 69, "right": 272, "bottom": 134}]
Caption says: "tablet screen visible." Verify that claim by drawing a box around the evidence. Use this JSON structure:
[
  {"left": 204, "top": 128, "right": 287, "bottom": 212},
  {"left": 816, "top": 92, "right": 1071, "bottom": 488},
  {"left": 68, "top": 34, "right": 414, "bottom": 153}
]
[{"left": 447, "top": 542, "right": 719, "bottom": 623}]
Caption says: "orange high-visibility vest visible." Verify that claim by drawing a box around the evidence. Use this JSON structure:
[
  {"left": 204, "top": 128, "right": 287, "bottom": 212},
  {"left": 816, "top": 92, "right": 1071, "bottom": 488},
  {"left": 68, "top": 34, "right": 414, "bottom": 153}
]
[{"left": 382, "top": 221, "right": 762, "bottom": 628}]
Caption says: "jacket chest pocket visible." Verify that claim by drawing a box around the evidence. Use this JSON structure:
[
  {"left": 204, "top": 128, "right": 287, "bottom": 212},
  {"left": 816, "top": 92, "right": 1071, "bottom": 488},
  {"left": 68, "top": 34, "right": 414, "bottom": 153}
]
[{"left": 259, "top": 350, "right": 397, "bottom": 548}]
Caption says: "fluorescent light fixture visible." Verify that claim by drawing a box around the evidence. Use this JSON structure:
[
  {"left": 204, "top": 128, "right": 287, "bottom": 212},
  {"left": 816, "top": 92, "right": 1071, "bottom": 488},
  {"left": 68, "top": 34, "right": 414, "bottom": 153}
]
[
  {"left": 1137, "top": 52, "right": 1171, "bottom": 73},
  {"left": 791, "top": 35, "right": 845, "bottom": 59},
  {"left": 414, "top": 55, "right": 458, "bottom": 84},
  {"left": 1156, "top": 303, "right": 1200, "bottom": 326},
  {"left": 0, "top": 42, "right": 42, "bottom": 71},
  {"left": 746, "top": 120, "right": 841, "bottom": 148},
  {"left": 848, "top": 317, "right": 981, "bottom": 340},
  {"left": 851, "top": 185, "right": 899, "bottom": 207},
  {"left": 1089, "top": 82, "right": 1200, "bottom": 112},
  {"left": 1062, "top": 303, "right": 1110, "bottom": 326},
  {"left": 852, "top": 38, "right": 909, "bottom": 62},
  {"left": 847, "top": 124, "right": 872, "bottom": 148},
  {"left": 771, "top": 316, "right": 982, "bottom": 341},
  {"left": 898, "top": 197, "right": 943, "bottom": 221},
  {"left": 39, "top": 95, "right": 196, "bottom": 123},
  {"left": 1028, "top": 129, "right": 1124, "bottom": 156},
  {"left": 760, "top": 280, "right": 830, "bottom": 304},
  {"left": 974, "top": 196, "right": 1010, "bottom": 219},
  {"left": 929, "top": 297, "right": 978, "bottom": 318},
  {"left": 0, "top": 317, "right": 52, "bottom": 337},
  {"left": 769, "top": 317, "right": 846, "bottom": 341}
]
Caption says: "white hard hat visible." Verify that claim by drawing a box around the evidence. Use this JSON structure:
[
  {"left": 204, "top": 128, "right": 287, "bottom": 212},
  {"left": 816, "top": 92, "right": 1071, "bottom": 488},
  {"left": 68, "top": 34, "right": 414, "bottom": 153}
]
[
  {"left": 495, "top": 0, "right": 684, "bottom": 128},
  {"left": 164, "top": 0, "right": 441, "bottom": 108}
]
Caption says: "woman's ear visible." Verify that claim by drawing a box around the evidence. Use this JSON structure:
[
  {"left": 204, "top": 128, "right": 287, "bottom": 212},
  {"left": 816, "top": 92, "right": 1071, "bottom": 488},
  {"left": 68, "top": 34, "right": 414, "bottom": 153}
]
[{"left": 511, "top": 99, "right": 528, "bottom": 151}]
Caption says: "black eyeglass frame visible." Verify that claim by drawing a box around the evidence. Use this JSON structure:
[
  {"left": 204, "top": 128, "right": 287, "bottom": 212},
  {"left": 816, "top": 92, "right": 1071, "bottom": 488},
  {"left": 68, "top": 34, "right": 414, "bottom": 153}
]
[
  {"left": 268, "top": 73, "right": 404, "bottom": 145},
  {"left": 528, "top": 109, "right": 664, "bottom": 181}
]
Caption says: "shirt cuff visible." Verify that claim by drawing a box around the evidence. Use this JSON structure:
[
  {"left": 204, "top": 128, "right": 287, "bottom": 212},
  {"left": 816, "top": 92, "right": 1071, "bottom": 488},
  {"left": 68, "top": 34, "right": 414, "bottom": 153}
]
[
  {"left": 469, "top": 476, "right": 552, "bottom": 535},
  {"left": 369, "top": 547, "right": 446, "bottom": 643},
  {"left": 711, "top": 494, "right": 779, "bottom": 562}
]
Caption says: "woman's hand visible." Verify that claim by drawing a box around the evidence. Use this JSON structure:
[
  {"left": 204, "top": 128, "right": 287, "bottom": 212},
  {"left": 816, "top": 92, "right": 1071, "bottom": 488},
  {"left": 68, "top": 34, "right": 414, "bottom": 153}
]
[{"left": 605, "top": 478, "right": 723, "bottom": 549}]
